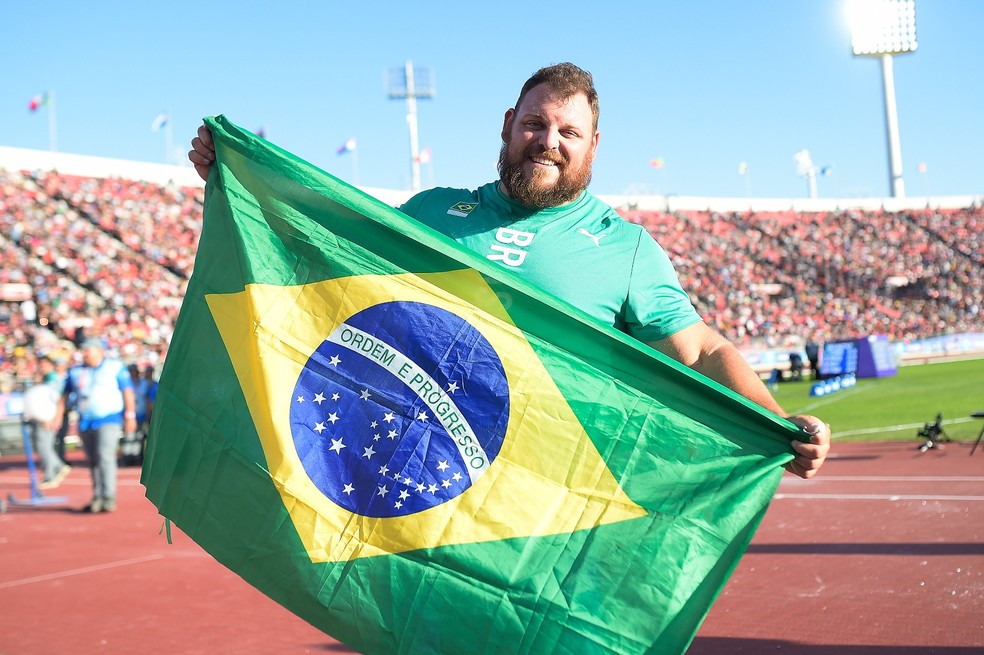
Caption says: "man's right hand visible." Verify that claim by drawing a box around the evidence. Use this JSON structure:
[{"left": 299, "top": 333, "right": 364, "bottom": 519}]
[{"left": 189, "top": 124, "right": 215, "bottom": 181}]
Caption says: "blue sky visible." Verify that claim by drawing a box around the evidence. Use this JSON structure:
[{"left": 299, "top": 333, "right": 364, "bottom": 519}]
[{"left": 3, "top": 0, "right": 981, "bottom": 199}]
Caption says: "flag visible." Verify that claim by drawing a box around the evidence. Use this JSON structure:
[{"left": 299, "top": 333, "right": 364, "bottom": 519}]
[
  {"left": 151, "top": 113, "right": 169, "bottom": 132},
  {"left": 28, "top": 93, "right": 48, "bottom": 112},
  {"left": 415, "top": 146, "right": 432, "bottom": 164},
  {"left": 142, "top": 115, "right": 804, "bottom": 655},
  {"left": 738, "top": 161, "right": 748, "bottom": 176},
  {"left": 649, "top": 157, "right": 665, "bottom": 170},
  {"left": 337, "top": 136, "right": 356, "bottom": 155}
]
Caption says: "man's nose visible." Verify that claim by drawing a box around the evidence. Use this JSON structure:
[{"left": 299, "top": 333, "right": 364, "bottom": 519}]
[{"left": 539, "top": 127, "right": 560, "bottom": 151}]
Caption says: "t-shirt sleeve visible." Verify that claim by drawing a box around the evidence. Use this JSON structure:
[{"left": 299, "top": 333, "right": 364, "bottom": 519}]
[
  {"left": 398, "top": 190, "right": 432, "bottom": 221},
  {"left": 116, "top": 362, "right": 134, "bottom": 391},
  {"left": 622, "top": 230, "right": 702, "bottom": 343}
]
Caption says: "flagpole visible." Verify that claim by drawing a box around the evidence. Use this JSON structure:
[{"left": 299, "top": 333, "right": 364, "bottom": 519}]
[
  {"left": 48, "top": 90, "right": 58, "bottom": 151},
  {"left": 165, "top": 110, "right": 173, "bottom": 164}
]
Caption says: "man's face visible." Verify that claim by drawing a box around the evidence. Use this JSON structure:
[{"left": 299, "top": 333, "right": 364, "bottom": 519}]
[
  {"left": 498, "top": 84, "right": 599, "bottom": 209},
  {"left": 82, "top": 346, "right": 104, "bottom": 368}
]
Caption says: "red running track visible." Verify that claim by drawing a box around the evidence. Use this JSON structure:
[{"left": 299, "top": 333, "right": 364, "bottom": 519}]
[{"left": 1, "top": 441, "right": 982, "bottom": 654}]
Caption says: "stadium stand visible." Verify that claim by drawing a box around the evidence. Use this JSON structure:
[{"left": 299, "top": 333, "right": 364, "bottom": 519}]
[{"left": 0, "top": 148, "right": 982, "bottom": 398}]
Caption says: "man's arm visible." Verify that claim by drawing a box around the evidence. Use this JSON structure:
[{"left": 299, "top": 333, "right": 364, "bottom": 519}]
[
  {"left": 122, "top": 387, "right": 138, "bottom": 435},
  {"left": 648, "top": 321, "right": 830, "bottom": 479}
]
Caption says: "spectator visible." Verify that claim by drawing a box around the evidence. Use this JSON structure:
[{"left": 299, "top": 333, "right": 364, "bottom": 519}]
[
  {"left": 51, "top": 337, "right": 137, "bottom": 513},
  {"left": 22, "top": 355, "right": 71, "bottom": 488}
]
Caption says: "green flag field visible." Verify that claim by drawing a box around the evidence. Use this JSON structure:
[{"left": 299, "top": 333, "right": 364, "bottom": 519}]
[{"left": 141, "top": 116, "right": 813, "bottom": 655}]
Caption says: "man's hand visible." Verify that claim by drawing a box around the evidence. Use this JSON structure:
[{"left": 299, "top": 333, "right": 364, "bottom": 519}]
[
  {"left": 189, "top": 124, "right": 215, "bottom": 181},
  {"left": 784, "top": 415, "right": 831, "bottom": 479}
]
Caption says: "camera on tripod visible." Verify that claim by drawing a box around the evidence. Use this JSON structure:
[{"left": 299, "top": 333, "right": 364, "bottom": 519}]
[{"left": 917, "top": 412, "right": 950, "bottom": 452}]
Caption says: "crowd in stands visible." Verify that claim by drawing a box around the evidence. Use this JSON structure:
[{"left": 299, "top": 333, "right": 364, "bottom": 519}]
[
  {"left": 1, "top": 166, "right": 981, "bottom": 392},
  {"left": 0, "top": 170, "right": 202, "bottom": 390},
  {"left": 621, "top": 204, "right": 982, "bottom": 351}
]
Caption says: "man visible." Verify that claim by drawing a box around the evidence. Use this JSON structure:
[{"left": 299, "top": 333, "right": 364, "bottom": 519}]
[
  {"left": 51, "top": 338, "right": 137, "bottom": 512},
  {"left": 189, "top": 62, "right": 829, "bottom": 478}
]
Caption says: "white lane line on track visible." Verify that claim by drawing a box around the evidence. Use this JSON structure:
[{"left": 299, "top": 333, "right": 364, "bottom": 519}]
[
  {"left": 782, "top": 476, "right": 984, "bottom": 482},
  {"left": 0, "top": 553, "right": 163, "bottom": 589},
  {"left": 833, "top": 416, "right": 976, "bottom": 438},
  {"left": 774, "top": 493, "right": 984, "bottom": 501}
]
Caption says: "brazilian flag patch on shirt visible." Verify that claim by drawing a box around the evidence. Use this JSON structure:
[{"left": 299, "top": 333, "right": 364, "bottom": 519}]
[{"left": 447, "top": 201, "right": 478, "bottom": 217}]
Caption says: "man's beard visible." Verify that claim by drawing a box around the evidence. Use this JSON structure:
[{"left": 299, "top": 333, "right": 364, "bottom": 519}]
[{"left": 497, "top": 140, "right": 593, "bottom": 210}]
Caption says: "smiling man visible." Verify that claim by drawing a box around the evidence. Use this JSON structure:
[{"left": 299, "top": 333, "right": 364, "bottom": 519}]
[{"left": 189, "top": 62, "right": 830, "bottom": 478}]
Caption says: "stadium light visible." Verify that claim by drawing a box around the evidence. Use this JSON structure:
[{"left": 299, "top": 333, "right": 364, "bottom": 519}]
[
  {"left": 847, "top": 0, "right": 917, "bottom": 198},
  {"left": 387, "top": 61, "right": 435, "bottom": 192}
]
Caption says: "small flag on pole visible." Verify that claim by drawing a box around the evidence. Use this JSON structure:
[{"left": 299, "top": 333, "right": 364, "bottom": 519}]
[
  {"left": 738, "top": 161, "right": 748, "bottom": 176},
  {"left": 28, "top": 93, "right": 49, "bottom": 112},
  {"left": 337, "top": 137, "right": 357, "bottom": 155},
  {"left": 649, "top": 157, "right": 665, "bottom": 170},
  {"left": 415, "top": 146, "right": 432, "bottom": 164},
  {"left": 151, "top": 113, "right": 169, "bottom": 132}
]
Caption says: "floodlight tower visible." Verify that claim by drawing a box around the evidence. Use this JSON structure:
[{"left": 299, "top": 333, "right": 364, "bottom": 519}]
[
  {"left": 387, "top": 61, "right": 435, "bottom": 192},
  {"left": 847, "top": 0, "right": 918, "bottom": 198}
]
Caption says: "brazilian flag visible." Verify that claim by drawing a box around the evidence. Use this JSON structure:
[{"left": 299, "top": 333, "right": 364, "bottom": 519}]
[{"left": 142, "top": 116, "right": 804, "bottom": 655}]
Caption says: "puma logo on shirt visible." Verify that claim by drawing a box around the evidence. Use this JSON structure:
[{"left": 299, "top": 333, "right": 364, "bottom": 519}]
[{"left": 578, "top": 228, "right": 607, "bottom": 247}]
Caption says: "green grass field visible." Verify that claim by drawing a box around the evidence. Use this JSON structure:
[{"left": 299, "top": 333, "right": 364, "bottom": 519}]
[{"left": 773, "top": 357, "right": 984, "bottom": 442}]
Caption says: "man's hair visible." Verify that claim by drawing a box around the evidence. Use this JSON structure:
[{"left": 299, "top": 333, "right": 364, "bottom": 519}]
[{"left": 514, "top": 62, "right": 599, "bottom": 132}]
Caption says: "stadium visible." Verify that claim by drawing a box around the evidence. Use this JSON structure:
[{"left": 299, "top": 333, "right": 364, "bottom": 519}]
[
  {"left": 1, "top": 143, "right": 981, "bottom": 439},
  {"left": 2, "top": 1, "right": 983, "bottom": 652}
]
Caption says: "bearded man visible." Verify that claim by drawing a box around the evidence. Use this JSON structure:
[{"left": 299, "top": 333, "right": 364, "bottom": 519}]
[{"left": 189, "top": 62, "right": 830, "bottom": 478}]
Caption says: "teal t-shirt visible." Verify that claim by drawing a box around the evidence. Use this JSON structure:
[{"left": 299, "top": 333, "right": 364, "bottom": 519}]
[{"left": 400, "top": 182, "right": 701, "bottom": 343}]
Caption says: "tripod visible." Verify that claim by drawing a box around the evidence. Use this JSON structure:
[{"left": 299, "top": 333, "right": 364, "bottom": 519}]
[{"left": 917, "top": 413, "right": 951, "bottom": 452}]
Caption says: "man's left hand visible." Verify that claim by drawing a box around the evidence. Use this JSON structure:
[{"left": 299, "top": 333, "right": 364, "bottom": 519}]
[{"left": 784, "top": 415, "right": 831, "bottom": 479}]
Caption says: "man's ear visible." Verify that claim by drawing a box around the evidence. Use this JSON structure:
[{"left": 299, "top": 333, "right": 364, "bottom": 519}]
[{"left": 501, "top": 108, "right": 516, "bottom": 142}]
